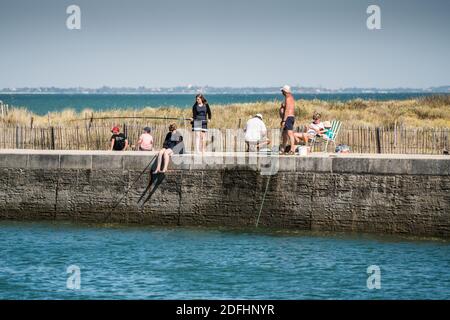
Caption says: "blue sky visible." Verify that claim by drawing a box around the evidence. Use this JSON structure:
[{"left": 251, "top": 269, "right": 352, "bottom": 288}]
[{"left": 0, "top": 0, "right": 449, "bottom": 88}]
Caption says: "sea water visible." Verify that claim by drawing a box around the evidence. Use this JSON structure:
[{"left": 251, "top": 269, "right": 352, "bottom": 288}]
[
  {"left": 0, "top": 93, "right": 439, "bottom": 115},
  {"left": 0, "top": 221, "right": 449, "bottom": 300}
]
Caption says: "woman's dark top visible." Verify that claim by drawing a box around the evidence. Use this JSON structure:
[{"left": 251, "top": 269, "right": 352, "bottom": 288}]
[
  {"left": 192, "top": 103, "right": 211, "bottom": 121},
  {"left": 163, "top": 131, "right": 184, "bottom": 154},
  {"left": 192, "top": 103, "right": 211, "bottom": 130}
]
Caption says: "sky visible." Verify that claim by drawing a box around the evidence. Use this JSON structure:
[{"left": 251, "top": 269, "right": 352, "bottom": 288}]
[{"left": 0, "top": 0, "right": 449, "bottom": 89}]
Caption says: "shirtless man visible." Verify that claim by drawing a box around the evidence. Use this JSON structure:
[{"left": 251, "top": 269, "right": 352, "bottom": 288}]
[{"left": 279, "top": 85, "right": 296, "bottom": 154}]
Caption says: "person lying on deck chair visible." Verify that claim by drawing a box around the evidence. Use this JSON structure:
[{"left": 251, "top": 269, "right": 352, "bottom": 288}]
[{"left": 293, "top": 112, "right": 329, "bottom": 145}]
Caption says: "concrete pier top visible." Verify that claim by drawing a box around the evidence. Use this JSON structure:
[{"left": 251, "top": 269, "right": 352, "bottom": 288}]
[{"left": 0, "top": 149, "right": 449, "bottom": 176}]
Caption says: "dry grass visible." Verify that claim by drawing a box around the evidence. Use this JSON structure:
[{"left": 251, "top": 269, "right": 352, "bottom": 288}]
[{"left": 2, "top": 95, "right": 450, "bottom": 129}]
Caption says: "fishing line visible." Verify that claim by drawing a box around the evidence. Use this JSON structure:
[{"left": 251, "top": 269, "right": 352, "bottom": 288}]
[
  {"left": 255, "top": 175, "right": 271, "bottom": 228},
  {"left": 104, "top": 154, "right": 157, "bottom": 222}
]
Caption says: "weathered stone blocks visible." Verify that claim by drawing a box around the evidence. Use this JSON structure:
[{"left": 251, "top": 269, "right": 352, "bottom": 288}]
[{"left": 0, "top": 150, "right": 448, "bottom": 237}]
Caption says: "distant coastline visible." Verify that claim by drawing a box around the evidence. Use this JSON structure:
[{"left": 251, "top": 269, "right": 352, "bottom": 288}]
[{"left": 0, "top": 85, "right": 449, "bottom": 95}]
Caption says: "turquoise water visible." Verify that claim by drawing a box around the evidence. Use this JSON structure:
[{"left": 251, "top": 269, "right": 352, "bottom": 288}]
[
  {"left": 0, "top": 93, "right": 439, "bottom": 115},
  {"left": 0, "top": 221, "right": 449, "bottom": 300}
]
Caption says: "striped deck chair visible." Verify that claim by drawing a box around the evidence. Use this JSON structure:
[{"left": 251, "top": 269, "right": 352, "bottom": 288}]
[{"left": 310, "top": 120, "right": 342, "bottom": 152}]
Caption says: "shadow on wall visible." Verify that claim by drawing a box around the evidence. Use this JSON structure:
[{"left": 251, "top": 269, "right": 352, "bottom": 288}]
[{"left": 138, "top": 160, "right": 166, "bottom": 207}]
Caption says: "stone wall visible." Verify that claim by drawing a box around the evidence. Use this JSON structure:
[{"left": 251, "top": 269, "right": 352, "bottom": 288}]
[{"left": 0, "top": 150, "right": 449, "bottom": 237}]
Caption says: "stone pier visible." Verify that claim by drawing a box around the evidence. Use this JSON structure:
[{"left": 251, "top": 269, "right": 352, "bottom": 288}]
[{"left": 0, "top": 149, "right": 449, "bottom": 237}]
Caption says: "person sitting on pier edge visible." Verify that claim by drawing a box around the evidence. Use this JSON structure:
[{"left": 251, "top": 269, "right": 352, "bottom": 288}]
[
  {"left": 244, "top": 113, "right": 271, "bottom": 152},
  {"left": 154, "top": 123, "right": 184, "bottom": 174},
  {"left": 190, "top": 94, "right": 211, "bottom": 153},
  {"left": 137, "top": 126, "right": 154, "bottom": 151},
  {"left": 110, "top": 126, "right": 128, "bottom": 151}
]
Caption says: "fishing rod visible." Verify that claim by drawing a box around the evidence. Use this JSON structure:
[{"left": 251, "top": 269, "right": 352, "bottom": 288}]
[
  {"left": 256, "top": 123, "right": 282, "bottom": 227},
  {"left": 69, "top": 116, "right": 192, "bottom": 122},
  {"left": 104, "top": 154, "right": 157, "bottom": 222}
]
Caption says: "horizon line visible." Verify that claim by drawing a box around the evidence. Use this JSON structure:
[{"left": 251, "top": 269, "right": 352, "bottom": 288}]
[{"left": 1, "top": 85, "right": 449, "bottom": 91}]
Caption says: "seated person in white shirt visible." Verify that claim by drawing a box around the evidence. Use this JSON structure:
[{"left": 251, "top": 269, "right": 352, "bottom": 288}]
[
  {"left": 244, "top": 113, "right": 271, "bottom": 152},
  {"left": 294, "top": 112, "right": 329, "bottom": 144}
]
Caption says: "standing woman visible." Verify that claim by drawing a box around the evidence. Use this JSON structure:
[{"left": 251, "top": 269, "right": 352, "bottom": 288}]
[{"left": 191, "top": 94, "right": 211, "bottom": 153}]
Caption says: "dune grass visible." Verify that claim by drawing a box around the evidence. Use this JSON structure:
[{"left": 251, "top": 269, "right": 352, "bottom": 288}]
[{"left": 2, "top": 95, "right": 450, "bottom": 129}]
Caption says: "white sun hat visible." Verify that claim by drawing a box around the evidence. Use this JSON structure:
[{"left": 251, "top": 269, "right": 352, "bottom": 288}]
[
  {"left": 255, "top": 113, "right": 263, "bottom": 120},
  {"left": 281, "top": 85, "right": 291, "bottom": 93}
]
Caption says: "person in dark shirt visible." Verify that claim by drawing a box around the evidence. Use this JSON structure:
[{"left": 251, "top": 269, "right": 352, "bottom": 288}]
[
  {"left": 190, "top": 94, "right": 211, "bottom": 153},
  {"left": 110, "top": 126, "right": 128, "bottom": 151},
  {"left": 154, "top": 123, "right": 184, "bottom": 173}
]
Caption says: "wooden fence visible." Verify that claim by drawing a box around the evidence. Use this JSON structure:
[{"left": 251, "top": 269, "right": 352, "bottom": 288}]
[
  {"left": 0, "top": 122, "right": 448, "bottom": 154},
  {"left": 0, "top": 101, "right": 10, "bottom": 119},
  {"left": 340, "top": 125, "right": 449, "bottom": 154}
]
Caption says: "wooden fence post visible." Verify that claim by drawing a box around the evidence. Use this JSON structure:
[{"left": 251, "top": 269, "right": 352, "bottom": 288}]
[
  {"left": 89, "top": 112, "right": 94, "bottom": 130},
  {"left": 234, "top": 119, "right": 242, "bottom": 152},
  {"left": 15, "top": 125, "right": 19, "bottom": 149},
  {"left": 50, "top": 126, "right": 55, "bottom": 150},
  {"left": 376, "top": 127, "right": 382, "bottom": 154}
]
